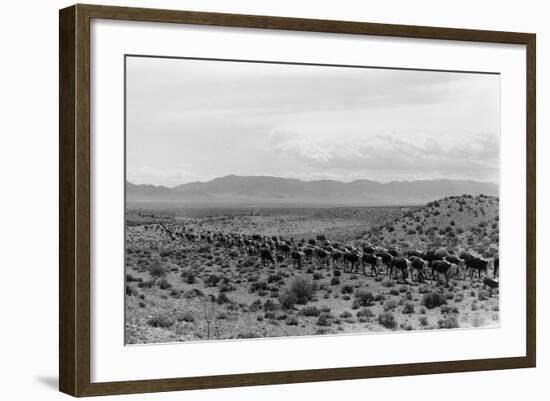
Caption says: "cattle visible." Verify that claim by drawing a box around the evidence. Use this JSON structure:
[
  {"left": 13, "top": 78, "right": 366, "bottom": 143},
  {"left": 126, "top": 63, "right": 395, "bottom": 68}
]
[
  {"left": 362, "top": 244, "right": 376, "bottom": 254},
  {"left": 409, "top": 256, "right": 428, "bottom": 283},
  {"left": 388, "top": 247, "right": 401, "bottom": 257},
  {"left": 303, "top": 247, "right": 314, "bottom": 261},
  {"left": 331, "top": 249, "right": 343, "bottom": 268},
  {"left": 316, "top": 248, "right": 329, "bottom": 267},
  {"left": 361, "top": 253, "right": 382, "bottom": 276},
  {"left": 445, "top": 255, "right": 465, "bottom": 278},
  {"left": 465, "top": 257, "right": 489, "bottom": 278},
  {"left": 407, "top": 249, "right": 422, "bottom": 258},
  {"left": 259, "top": 248, "right": 275, "bottom": 266},
  {"left": 290, "top": 250, "right": 304, "bottom": 269},
  {"left": 430, "top": 260, "right": 457, "bottom": 283},
  {"left": 375, "top": 252, "right": 393, "bottom": 273},
  {"left": 388, "top": 257, "right": 409, "bottom": 282},
  {"left": 278, "top": 243, "right": 291, "bottom": 259},
  {"left": 483, "top": 277, "right": 499, "bottom": 296},
  {"left": 343, "top": 251, "right": 361, "bottom": 273}
]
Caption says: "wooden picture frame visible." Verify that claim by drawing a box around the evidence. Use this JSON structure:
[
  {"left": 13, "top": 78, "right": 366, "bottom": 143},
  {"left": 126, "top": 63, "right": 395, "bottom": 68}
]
[{"left": 59, "top": 3, "right": 536, "bottom": 397}]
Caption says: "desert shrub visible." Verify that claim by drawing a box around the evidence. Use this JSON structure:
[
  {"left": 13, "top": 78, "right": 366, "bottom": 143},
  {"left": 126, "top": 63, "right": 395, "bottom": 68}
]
[
  {"left": 418, "top": 316, "right": 429, "bottom": 327},
  {"left": 383, "top": 300, "right": 398, "bottom": 311},
  {"left": 313, "top": 272, "right": 323, "bottom": 280},
  {"left": 248, "top": 300, "right": 262, "bottom": 312},
  {"left": 125, "top": 285, "right": 137, "bottom": 297},
  {"left": 204, "top": 274, "right": 221, "bottom": 287},
  {"left": 216, "top": 292, "right": 231, "bottom": 304},
  {"left": 299, "top": 306, "right": 321, "bottom": 317},
  {"left": 183, "top": 288, "right": 204, "bottom": 299},
  {"left": 149, "top": 261, "right": 167, "bottom": 279},
  {"left": 353, "top": 290, "right": 375, "bottom": 307},
  {"left": 478, "top": 290, "right": 489, "bottom": 301},
  {"left": 377, "top": 312, "right": 397, "bottom": 329},
  {"left": 181, "top": 269, "right": 196, "bottom": 284},
  {"left": 438, "top": 316, "right": 460, "bottom": 329},
  {"left": 286, "top": 316, "right": 299, "bottom": 326},
  {"left": 356, "top": 308, "right": 375, "bottom": 319},
  {"left": 382, "top": 279, "right": 395, "bottom": 288},
  {"left": 158, "top": 278, "right": 171, "bottom": 290},
  {"left": 316, "top": 313, "right": 333, "bottom": 326},
  {"left": 472, "top": 316, "right": 485, "bottom": 327},
  {"left": 288, "top": 277, "right": 316, "bottom": 304},
  {"left": 402, "top": 302, "right": 415, "bottom": 314},
  {"left": 339, "top": 310, "right": 353, "bottom": 318},
  {"left": 333, "top": 270, "right": 342, "bottom": 277},
  {"left": 389, "top": 288, "right": 399, "bottom": 296},
  {"left": 126, "top": 274, "right": 138, "bottom": 282},
  {"left": 268, "top": 273, "right": 283, "bottom": 283},
  {"left": 138, "top": 279, "right": 156, "bottom": 289},
  {"left": 441, "top": 305, "right": 460, "bottom": 315},
  {"left": 341, "top": 285, "right": 354, "bottom": 294},
  {"left": 147, "top": 314, "right": 174, "bottom": 328},
  {"left": 178, "top": 311, "right": 195, "bottom": 323},
  {"left": 278, "top": 291, "right": 297, "bottom": 309},
  {"left": 249, "top": 281, "right": 268, "bottom": 293},
  {"left": 330, "top": 277, "right": 340, "bottom": 286},
  {"left": 422, "top": 292, "right": 447, "bottom": 309},
  {"left": 237, "top": 331, "right": 260, "bottom": 339}
]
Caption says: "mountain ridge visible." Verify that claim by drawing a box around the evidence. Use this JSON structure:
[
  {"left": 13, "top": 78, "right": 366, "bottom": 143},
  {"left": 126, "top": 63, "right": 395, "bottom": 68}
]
[{"left": 126, "top": 175, "right": 498, "bottom": 206}]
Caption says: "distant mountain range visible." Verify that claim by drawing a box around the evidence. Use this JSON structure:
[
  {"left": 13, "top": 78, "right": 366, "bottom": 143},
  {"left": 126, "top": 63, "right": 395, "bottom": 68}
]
[{"left": 126, "top": 175, "right": 498, "bottom": 207}]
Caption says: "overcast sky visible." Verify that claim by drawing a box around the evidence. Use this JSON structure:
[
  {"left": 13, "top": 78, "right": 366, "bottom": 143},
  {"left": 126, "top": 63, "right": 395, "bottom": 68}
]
[{"left": 126, "top": 56, "right": 500, "bottom": 187}]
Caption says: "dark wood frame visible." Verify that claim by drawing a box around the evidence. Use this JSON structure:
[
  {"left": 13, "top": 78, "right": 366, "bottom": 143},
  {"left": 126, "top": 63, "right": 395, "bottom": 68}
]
[{"left": 59, "top": 3, "right": 536, "bottom": 397}]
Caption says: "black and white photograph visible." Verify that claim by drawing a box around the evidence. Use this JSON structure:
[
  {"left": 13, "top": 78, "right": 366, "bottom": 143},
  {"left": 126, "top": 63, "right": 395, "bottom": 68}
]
[{"left": 124, "top": 55, "right": 500, "bottom": 345}]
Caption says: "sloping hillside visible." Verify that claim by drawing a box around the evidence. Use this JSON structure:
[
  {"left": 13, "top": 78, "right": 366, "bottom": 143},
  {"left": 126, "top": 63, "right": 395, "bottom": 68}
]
[{"left": 360, "top": 194, "right": 499, "bottom": 258}]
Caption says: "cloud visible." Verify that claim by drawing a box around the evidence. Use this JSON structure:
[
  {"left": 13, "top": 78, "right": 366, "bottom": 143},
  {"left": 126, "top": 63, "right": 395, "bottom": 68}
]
[
  {"left": 127, "top": 166, "right": 206, "bottom": 186},
  {"left": 269, "top": 131, "right": 499, "bottom": 183}
]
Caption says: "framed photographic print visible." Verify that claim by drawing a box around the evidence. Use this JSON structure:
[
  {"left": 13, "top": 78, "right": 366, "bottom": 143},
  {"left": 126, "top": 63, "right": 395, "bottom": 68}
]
[{"left": 59, "top": 4, "right": 536, "bottom": 397}]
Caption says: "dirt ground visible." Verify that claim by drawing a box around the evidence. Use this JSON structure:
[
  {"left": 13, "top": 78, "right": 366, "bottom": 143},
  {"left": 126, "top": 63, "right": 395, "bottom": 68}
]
[{"left": 125, "top": 205, "right": 499, "bottom": 345}]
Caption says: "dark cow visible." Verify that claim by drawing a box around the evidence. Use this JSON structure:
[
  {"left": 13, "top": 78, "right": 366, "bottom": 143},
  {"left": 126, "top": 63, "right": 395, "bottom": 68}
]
[
  {"left": 361, "top": 253, "right": 382, "bottom": 276},
  {"left": 388, "top": 247, "right": 401, "bottom": 257},
  {"left": 331, "top": 249, "right": 343, "bottom": 268},
  {"left": 316, "top": 248, "right": 329, "bottom": 267},
  {"left": 430, "top": 260, "right": 456, "bottom": 283},
  {"left": 303, "top": 247, "right": 314, "bottom": 261},
  {"left": 362, "top": 244, "right": 376, "bottom": 254},
  {"left": 466, "top": 257, "right": 489, "bottom": 278},
  {"left": 259, "top": 248, "right": 275, "bottom": 266},
  {"left": 388, "top": 257, "right": 409, "bottom": 282},
  {"left": 483, "top": 277, "right": 499, "bottom": 296},
  {"left": 409, "top": 256, "right": 428, "bottom": 283},
  {"left": 375, "top": 252, "right": 393, "bottom": 274},
  {"left": 423, "top": 249, "right": 448, "bottom": 263},
  {"left": 290, "top": 250, "right": 304, "bottom": 269},
  {"left": 407, "top": 249, "right": 422, "bottom": 258},
  {"left": 343, "top": 251, "right": 360, "bottom": 273},
  {"left": 278, "top": 243, "right": 291, "bottom": 259}
]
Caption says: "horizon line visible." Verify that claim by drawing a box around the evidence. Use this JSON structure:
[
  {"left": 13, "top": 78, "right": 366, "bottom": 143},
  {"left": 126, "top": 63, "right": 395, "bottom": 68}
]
[{"left": 126, "top": 174, "right": 500, "bottom": 189}]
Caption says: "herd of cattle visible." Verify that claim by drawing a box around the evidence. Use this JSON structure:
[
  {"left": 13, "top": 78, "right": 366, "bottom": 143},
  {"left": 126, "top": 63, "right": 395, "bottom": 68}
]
[{"left": 141, "top": 222, "right": 499, "bottom": 289}]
